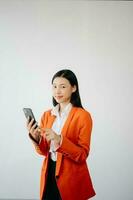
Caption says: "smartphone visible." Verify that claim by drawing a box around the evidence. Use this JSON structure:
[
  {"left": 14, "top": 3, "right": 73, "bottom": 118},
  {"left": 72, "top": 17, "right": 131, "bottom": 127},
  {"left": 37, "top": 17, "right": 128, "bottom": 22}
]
[
  {"left": 23, "top": 108, "right": 39, "bottom": 144},
  {"left": 23, "top": 108, "right": 38, "bottom": 128}
]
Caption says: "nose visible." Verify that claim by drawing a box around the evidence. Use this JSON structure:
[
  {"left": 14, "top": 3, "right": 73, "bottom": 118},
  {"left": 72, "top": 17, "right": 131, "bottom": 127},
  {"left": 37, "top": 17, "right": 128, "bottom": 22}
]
[{"left": 55, "top": 87, "right": 61, "bottom": 94}]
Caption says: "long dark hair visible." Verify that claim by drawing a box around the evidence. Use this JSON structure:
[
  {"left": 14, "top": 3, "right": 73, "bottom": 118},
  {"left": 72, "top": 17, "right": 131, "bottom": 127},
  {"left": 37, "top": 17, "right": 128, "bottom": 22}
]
[{"left": 51, "top": 69, "right": 83, "bottom": 108}]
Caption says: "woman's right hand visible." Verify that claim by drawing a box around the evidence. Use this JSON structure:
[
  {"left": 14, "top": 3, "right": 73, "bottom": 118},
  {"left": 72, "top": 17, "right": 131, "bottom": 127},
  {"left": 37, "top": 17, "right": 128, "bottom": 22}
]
[{"left": 26, "top": 117, "right": 41, "bottom": 143}]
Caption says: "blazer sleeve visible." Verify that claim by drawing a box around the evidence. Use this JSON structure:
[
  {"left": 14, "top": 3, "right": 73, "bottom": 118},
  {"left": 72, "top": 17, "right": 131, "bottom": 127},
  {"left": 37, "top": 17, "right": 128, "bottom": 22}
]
[
  {"left": 34, "top": 112, "right": 49, "bottom": 157},
  {"left": 57, "top": 111, "right": 93, "bottom": 163}
]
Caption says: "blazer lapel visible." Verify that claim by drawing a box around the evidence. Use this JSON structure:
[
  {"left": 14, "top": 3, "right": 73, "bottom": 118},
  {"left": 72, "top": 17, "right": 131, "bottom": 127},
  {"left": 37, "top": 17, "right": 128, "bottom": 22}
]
[
  {"left": 61, "top": 107, "right": 77, "bottom": 136},
  {"left": 56, "top": 107, "right": 77, "bottom": 176}
]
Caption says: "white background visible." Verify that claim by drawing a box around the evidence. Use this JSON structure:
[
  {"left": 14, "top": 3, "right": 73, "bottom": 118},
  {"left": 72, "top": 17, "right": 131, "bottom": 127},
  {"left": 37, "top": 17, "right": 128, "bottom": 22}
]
[{"left": 0, "top": 0, "right": 133, "bottom": 199}]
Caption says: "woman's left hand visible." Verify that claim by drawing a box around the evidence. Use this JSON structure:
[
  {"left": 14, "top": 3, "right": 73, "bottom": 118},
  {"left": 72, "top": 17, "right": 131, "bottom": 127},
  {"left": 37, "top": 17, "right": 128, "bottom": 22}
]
[{"left": 42, "top": 128, "right": 61, "bottom": 143}]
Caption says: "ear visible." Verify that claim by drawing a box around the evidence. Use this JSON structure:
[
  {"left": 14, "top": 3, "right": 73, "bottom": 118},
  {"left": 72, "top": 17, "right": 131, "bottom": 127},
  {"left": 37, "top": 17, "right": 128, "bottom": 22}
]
[{"left": 72, "top": 85, "right": 76, "bottom": 93}]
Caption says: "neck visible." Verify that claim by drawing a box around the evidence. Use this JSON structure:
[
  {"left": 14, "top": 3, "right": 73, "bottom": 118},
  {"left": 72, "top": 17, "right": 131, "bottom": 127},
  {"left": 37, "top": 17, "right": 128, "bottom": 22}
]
[{"left": 59, "top": 102, "right": 70, "bottom": 113}]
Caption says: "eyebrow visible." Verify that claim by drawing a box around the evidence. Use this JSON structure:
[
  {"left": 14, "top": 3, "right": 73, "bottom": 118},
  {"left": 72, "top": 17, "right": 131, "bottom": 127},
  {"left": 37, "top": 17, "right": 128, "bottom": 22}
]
[{"left": 53, "top": 83, "right": 67, "bottom": 85}]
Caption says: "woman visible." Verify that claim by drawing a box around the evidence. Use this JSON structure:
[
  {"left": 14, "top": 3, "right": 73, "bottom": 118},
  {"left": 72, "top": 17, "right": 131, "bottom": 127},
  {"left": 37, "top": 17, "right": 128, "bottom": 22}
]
[{"left": 26, "top": 69, "right": 96, "bottom": 200}]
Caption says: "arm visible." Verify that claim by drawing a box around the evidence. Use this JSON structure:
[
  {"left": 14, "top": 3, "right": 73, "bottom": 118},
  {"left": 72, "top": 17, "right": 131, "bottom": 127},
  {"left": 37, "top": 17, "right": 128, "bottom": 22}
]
[
  {"left": 29, "top": 112, "right": 50, "bottom": 156},
  {"left": 34, "top": 137, "right": 49, "bottom": 156},
  {"left": 57, "top": 111, "right": 93, "bottom": 163}
]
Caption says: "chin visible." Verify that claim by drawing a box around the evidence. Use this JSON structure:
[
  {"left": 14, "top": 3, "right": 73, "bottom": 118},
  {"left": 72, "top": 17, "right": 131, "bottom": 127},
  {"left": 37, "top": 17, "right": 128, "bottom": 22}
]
[
  {"left": 56, "top": 100, "right": 64, "bottom": 104},
  {"left": 55, "top": 98, "right": 65, "bottom": 104}
]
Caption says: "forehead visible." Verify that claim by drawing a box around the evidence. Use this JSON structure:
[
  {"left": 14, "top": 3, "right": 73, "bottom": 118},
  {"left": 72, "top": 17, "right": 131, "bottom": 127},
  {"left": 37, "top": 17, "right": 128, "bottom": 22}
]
[{"left": 53, "top": 77, "right": 70, "bottom": 85}]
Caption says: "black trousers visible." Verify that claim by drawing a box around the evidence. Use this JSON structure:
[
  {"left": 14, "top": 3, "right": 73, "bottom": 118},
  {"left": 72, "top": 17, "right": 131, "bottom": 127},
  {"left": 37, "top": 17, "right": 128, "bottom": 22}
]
[{"left": 43, "top": 158, "right": 62, "bottom": 200}]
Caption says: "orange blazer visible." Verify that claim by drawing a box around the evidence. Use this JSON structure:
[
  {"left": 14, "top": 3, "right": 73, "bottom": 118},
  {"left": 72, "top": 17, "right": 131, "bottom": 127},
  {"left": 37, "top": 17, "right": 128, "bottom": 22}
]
[{"left": 34, "top": 107, "right": 96, "bottom": 200}]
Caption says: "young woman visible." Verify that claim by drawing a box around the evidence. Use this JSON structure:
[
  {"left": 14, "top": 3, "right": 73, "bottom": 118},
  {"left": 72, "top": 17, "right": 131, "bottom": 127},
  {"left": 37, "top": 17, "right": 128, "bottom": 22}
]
[{"left": 26, "top": 69, "right": 96, "bottom": 200}]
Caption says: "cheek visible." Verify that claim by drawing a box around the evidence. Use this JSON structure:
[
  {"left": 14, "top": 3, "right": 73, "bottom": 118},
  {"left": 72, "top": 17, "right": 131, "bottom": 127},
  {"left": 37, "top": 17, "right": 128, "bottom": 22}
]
[{"left": 64, "top": 89, "right": 72, "bottom": 97}]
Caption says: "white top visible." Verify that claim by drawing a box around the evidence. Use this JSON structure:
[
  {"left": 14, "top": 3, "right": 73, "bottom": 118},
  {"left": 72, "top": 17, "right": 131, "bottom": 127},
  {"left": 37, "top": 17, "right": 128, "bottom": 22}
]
[{"left": 50, "top": 103, "right": 72, "bottom": 161}]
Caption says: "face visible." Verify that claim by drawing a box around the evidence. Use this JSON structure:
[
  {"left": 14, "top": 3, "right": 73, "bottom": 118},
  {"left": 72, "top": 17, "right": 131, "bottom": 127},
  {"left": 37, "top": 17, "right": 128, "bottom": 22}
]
[{"left": 52, "top": 77, "right": 76, "bottom": 105}]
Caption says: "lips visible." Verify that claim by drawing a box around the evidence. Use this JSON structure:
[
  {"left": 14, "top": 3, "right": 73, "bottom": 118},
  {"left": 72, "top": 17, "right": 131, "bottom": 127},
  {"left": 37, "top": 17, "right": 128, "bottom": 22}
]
[{"left": 56, "top": 96, "right": 63, "bottom": 99}]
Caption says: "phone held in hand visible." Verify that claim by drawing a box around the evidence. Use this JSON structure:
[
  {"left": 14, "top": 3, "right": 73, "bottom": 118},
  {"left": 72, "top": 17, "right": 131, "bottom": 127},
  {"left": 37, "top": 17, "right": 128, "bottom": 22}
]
[
  {"left": 23, "top": 108, "right": 38, "bottom": 128},
  {"left": 23, "top": 108, "right": 39, "bottom": 144}
]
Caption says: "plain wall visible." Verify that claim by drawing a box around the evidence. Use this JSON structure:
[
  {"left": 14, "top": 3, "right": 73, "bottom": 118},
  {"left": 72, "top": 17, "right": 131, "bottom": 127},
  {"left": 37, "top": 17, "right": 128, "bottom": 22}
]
[{"left": 0, "top": 0, "right": 133, "bottom": 199}]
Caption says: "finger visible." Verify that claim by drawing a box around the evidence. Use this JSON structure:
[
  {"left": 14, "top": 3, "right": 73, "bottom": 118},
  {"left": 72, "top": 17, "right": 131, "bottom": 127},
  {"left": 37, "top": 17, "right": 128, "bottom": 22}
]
[
  {"left": 27, "top": 122, "right": 32, "bottom": 132},
  {"left": 45, "top": 132, "right": 54, "bottom": 141},
  {"left": 44, "top": 128, "right": 50, "bottom": 132},
  {"left": 34, "top": 126, "right": 40, "bottom": 132},
  {"left": 39, "top": 127, "right": 45, "bottom": 134},
  {"left": 30, "top": 123, "right": 38, "bottom": 133},
  {"left": 45, "top": 131, "right": 50, "bottom": 137},
  {"left": 27, "top": 118, "right": 34, "bottom": 128},
  {"left": 38, "top": 126, "right": 44, "bottom": 134},
  {"left": 29, "top": 118, "right": 35, "bottom": 126},
  {"left": 33, "top": 122, "right": 38, "bottom": 128},
  {"left": 31, "top": 129, "right": 39, "bottom": 139}
]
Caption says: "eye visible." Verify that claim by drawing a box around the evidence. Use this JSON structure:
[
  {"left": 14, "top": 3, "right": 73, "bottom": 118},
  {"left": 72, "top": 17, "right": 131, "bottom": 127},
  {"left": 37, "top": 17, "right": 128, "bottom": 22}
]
[
  {"left": 61, "top": 85, "right": 66, "bottom": 88},
  {"left": 53, "top": 85, "right": 57, "bottom": 88}
]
